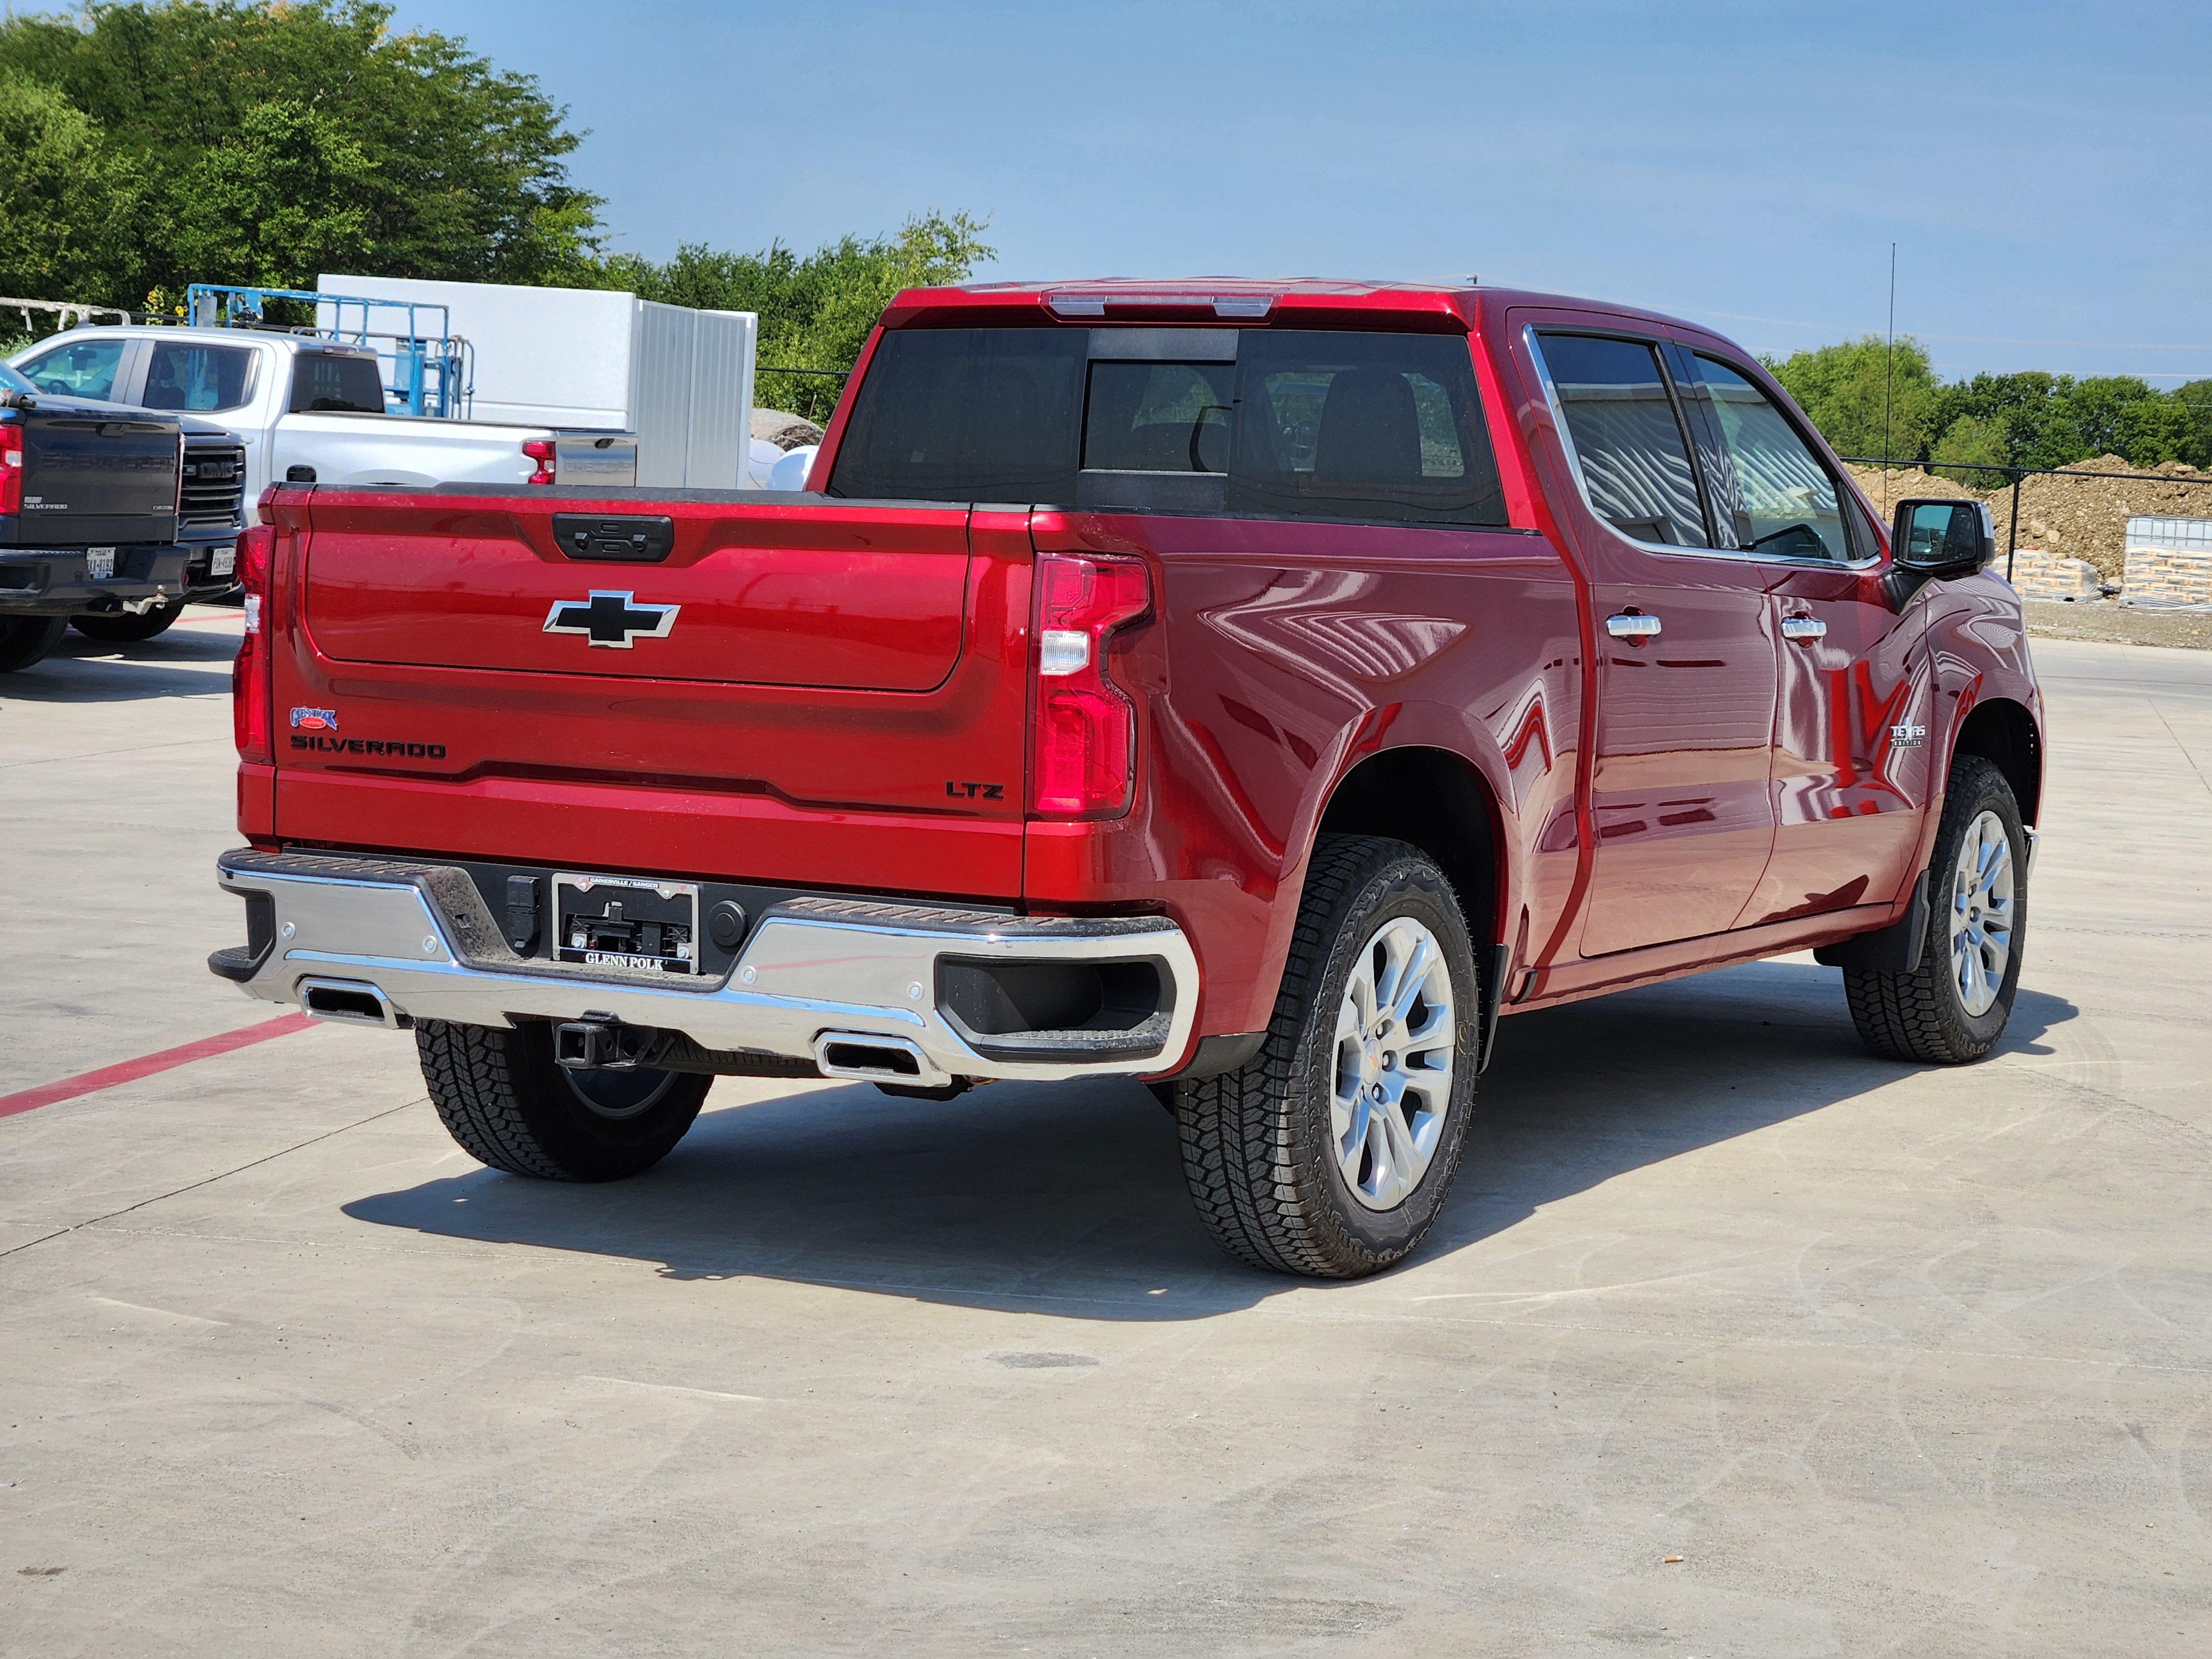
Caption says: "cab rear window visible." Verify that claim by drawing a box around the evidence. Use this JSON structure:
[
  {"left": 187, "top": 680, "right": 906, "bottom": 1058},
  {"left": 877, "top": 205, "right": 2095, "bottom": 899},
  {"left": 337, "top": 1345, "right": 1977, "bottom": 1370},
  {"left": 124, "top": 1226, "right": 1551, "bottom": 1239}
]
[
  {"left": 828, "top": 326, "right": 1506, "bottom": 526},
  {"left": 290, "top": 353, "right": 387, "bottom": 415}
]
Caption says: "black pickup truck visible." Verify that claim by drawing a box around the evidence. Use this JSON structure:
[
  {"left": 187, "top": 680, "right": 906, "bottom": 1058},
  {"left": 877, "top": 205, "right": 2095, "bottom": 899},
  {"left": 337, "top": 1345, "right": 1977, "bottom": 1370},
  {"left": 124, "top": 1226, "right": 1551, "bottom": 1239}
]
[{"left": 0, "top": 358, "right": 242, "bottom": 671}]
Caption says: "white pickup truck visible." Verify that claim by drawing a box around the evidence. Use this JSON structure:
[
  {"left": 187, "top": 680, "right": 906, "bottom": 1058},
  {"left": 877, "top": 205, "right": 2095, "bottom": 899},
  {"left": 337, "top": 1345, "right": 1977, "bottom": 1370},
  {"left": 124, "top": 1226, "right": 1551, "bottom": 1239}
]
[{"left": 7, "top": 326, "right": 638, "bottom": 499}]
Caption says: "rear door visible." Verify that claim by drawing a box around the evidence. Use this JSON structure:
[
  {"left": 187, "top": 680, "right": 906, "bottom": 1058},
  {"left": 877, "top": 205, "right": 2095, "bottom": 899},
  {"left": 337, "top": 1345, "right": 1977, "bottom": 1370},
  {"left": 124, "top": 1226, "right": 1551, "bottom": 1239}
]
[{"left": 1515, "top": 320, "right": 1782, "bottom": 956}]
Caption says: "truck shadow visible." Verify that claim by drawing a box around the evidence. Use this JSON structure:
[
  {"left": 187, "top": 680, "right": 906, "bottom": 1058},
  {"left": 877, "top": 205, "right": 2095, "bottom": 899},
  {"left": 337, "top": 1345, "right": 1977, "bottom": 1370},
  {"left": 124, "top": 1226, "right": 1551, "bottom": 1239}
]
[
  {"left": 342, "top": 959, "right": 2077, "bottom": 1321},
  {"left": 2, "top": 622, "right": 239, "bottom": 704}
]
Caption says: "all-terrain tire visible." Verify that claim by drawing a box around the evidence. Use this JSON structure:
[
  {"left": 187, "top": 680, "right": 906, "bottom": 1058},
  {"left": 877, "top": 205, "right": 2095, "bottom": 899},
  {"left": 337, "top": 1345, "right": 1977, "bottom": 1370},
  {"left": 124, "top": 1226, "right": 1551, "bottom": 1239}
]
[
  {"left": 73, "top": 601, "right": 182, "bottom": 643},
  {"left": 415, "top": 1019, "right": 709, "bottom": 1181},
  {"left": 0, "top": 615, "right": 67, "bottom": 672},
  {"left": 1173, "top": 834, "right": 1479, "bottom": 1279},
  {"left": 1844, "top": 756, "right": 2027, "bottom": 1065}
]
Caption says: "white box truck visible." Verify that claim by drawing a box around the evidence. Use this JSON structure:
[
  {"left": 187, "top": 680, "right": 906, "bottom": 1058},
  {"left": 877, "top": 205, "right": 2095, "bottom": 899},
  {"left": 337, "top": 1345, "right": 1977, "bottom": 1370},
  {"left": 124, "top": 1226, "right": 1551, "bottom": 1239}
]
[{"left": 319, "top": 274, "right": 758, "bottom": 491}]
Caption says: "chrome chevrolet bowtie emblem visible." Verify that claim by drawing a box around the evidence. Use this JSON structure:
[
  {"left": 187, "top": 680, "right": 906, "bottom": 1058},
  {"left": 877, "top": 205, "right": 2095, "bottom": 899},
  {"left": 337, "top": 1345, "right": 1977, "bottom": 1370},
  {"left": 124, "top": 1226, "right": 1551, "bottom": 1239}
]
[{"left": 542, "top": 590, "right": 680, "bottom": 648}]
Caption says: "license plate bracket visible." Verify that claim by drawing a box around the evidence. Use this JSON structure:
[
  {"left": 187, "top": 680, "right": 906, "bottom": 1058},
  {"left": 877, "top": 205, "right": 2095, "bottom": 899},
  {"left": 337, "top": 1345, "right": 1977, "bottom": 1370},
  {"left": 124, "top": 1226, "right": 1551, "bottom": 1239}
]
[{"left": 553, "top": 872, "right": 700, "bottom": 974}]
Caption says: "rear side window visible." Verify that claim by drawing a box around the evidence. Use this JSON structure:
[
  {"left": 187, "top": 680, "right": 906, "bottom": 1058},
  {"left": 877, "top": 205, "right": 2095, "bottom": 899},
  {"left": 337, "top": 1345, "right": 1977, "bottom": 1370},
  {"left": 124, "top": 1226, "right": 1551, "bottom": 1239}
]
[
  {"left": 290, "top": 352, "right": 387, "bottom": 415},
  {"left": 827, "top": 328, "right": 1087, "bottom": 502},
  {"left": 18, "top": 336, "right": 127, "bottom": 400},
  {"left": 1535, "top": 332, "right": 1709, "bottom": 547},
  {"left": 144, "top": 342, "right": 259, "bottom": 412},
  {"left": 828, "top": 324, "right": 1506, "bottom": 526},
  {"left": 1685, "top": 354, "right": 1854, "bottom": 563}
]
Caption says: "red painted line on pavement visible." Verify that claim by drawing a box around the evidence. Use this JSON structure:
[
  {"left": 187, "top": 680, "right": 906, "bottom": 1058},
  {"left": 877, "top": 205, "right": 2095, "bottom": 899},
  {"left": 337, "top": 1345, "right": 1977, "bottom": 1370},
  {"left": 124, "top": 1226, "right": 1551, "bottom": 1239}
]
[{"left": 0, "top": 1013, "right": 316, "bottom": 1120}]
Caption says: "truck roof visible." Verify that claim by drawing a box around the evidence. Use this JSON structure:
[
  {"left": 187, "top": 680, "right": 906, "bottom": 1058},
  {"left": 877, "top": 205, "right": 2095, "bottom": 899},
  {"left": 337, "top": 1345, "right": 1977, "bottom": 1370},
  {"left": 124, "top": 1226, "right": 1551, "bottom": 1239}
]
[
  {"left": 880, "top": 276, "right": 1705, "bottom": 337},
  {"left": 13, "top": 325, "right": 372, "bottom": 355}
]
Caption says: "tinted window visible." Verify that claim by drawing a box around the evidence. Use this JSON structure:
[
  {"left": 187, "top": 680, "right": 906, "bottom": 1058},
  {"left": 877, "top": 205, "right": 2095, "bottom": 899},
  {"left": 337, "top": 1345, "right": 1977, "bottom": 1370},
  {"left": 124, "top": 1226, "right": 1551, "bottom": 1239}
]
[
  {"left": 1688, "top": 354, "right": 1853, "bottom": 562},
  {"left": 144, "top": 342, "right": 258, "bottom": 411},
  {"left": 1084, "top": 360, "right": 1234, "bottom": 473},
  {"left": 290, "top": 352, "right": 388, "bottom": 415},
  {"left": 828, "top": 324, "right": 1506, "bottom": 526},
  {"left": 1229, "top": 331, "right": 1506, "bottom": 526},
  {"left": 19, "top": 336, "right": 127, "bottom": 400},
  {"left": 1537, "top": 333, "right": 1709, "bottom": 547},
  {"left": 827, "top": 328, "right": 1087, "bottom": 502}
]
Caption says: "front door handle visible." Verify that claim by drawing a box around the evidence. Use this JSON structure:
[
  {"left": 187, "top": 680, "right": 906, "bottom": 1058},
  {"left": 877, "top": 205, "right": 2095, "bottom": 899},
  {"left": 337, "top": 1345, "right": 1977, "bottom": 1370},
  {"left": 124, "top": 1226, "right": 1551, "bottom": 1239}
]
[
  {"left": 1605, "top": 612, "right": 1662, "bottom": 640},
  {"left": 1781, "top": 615, "right": 1827, "bottom": 643}
]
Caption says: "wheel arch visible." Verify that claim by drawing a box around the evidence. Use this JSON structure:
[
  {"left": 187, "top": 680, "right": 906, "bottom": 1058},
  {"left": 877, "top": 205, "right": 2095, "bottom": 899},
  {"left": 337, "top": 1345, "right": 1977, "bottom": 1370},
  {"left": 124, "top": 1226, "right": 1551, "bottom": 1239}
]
[
  {"left": 1313, "top": 744, "right": 1505, "bottom": 952},
  {"left": 1952, "top": 696, "right": 2042, "bottom": 824}
]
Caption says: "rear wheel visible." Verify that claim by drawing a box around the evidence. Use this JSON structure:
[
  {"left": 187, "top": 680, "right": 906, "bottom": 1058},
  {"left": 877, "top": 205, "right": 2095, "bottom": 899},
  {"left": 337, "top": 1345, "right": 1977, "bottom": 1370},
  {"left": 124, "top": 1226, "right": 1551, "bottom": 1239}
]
[
  {"left": 415, "top": 1019, "right": 709, "bottom": 1181},
  {"left": 0, "top": 616, "right": 67, "bottom": 672},
  {"left": 73, "top": 601, "right": 182, "bottom": 643},
  {"left": 1843, "top": 756, "right": 2027, "bottom": 1064},
  {"left": 1173, "top": 835, "right": 1478, "bottom": 1278}
]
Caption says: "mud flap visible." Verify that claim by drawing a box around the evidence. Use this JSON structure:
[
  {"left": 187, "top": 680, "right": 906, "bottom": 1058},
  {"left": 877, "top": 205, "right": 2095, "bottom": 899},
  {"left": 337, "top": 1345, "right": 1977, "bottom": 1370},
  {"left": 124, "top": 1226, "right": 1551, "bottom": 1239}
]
[{"left": 1813, "top": 872, "right": 1931, "bottom": 973}]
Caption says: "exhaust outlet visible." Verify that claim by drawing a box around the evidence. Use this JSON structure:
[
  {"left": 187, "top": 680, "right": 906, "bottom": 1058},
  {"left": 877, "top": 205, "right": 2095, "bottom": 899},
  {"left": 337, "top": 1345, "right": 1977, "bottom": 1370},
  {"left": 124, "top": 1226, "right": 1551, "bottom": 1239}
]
[
  {"left": 812, "top": 1032, "right": 951, "bottom": 1088},
  {"left": 297, "top": 977, "right": 402, "bottom": 1027}
]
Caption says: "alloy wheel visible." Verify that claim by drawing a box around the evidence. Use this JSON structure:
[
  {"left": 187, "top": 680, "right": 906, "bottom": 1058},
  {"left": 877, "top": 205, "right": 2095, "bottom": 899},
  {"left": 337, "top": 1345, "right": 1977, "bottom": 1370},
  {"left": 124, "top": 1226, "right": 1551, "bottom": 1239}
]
[
  {"left": 1949, "top": 808, "right": 2015, "bottom": 1017},
  {"left": 1331, "top": 915, "right": 1458, "bottom": 1211}
]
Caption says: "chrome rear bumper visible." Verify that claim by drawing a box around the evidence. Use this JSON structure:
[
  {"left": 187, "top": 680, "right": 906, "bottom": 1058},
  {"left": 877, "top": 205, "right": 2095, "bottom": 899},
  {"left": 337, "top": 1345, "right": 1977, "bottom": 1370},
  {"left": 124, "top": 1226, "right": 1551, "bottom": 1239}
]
[{"left": 212, "top": 849, "right": 1198, "bottom": 1085}]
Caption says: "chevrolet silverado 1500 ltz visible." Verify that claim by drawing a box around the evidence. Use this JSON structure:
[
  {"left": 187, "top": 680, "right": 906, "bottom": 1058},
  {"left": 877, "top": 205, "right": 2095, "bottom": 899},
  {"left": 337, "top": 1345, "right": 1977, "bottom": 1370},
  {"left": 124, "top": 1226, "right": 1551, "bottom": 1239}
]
[{"left": 208, "top": 279, "right": 2042, "bottom": 1279}]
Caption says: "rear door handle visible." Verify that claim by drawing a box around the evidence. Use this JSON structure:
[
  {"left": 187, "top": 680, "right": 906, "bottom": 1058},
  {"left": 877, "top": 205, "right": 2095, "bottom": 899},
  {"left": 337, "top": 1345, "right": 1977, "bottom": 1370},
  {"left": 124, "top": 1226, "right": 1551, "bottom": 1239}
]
[
  {"left": 1605, "top": 613, "right": 1662, "bottom": 640},
  {"left": 1781, "top": 615, "right": 1827, "bottom": 643}
]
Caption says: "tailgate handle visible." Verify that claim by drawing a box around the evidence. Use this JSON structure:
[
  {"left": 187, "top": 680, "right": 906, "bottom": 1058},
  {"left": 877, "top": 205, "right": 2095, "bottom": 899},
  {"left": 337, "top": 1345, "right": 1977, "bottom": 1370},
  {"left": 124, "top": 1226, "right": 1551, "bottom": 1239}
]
[{"left": 552, "top": 513, "right": 675, "bottom": 564}]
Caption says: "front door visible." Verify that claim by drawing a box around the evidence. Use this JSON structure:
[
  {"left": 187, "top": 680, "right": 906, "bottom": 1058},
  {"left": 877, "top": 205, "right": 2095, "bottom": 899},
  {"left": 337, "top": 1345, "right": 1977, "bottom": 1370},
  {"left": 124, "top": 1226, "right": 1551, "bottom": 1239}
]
[
  {"left": 1669, "top": 348, "right": 1931, "bottom": 923},
  {"left": 1516, "top": 325, "right": 1782, "bottom": 957}
]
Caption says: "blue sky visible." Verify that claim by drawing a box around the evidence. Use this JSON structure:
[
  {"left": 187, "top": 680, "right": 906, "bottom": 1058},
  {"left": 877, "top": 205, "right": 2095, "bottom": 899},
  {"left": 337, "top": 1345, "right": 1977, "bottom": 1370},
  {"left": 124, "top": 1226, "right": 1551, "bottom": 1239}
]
[{"left": 390, "top": 0, "right": 2210, "bottom": 386}]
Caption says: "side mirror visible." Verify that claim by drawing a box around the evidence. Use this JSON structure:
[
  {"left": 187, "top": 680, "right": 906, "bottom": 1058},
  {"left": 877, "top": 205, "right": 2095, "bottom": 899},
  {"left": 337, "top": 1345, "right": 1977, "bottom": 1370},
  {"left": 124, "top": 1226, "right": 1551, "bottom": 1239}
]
[{"left": 1891, "top": 498, "right": 1995, "bottom": 580}]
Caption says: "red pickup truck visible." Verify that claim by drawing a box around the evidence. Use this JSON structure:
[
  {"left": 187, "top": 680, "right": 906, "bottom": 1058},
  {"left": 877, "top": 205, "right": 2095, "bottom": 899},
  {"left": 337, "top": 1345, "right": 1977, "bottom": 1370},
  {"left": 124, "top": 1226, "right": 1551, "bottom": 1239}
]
[{"left": 209, "top": 278, "right": 2043, "bottom": 1279}]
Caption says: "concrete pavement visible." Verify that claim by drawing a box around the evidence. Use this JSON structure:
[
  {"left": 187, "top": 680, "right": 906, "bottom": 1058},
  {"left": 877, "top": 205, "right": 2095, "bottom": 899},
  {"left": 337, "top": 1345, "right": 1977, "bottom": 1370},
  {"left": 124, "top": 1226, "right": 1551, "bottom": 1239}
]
[{"left": 2, "top": 618, "right": 2208, "bottom": 1656}]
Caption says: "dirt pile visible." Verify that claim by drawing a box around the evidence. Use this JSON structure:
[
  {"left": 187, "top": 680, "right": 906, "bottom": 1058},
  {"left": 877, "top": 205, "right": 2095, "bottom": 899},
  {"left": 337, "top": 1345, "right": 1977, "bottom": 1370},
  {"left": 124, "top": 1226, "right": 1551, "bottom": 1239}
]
[{"left": 1845, "top": 457, "right": 2212, "bottom": 580}]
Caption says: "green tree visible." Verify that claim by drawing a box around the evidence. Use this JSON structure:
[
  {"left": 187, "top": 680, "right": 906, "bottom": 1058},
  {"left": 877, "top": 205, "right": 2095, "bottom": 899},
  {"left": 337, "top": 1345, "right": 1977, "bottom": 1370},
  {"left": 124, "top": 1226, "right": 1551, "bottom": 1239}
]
[
  {"left": 1766, "top": 333, "right": 1941, "bottom": 462},
  {"left": 587, "top": 212, "right": 996, "bottom": 419},
  {"left": 2176, "top": 380, "right": 2212, "bottom": 469},
  {"left": 2040, "top": 375, "right": 2180, "bottom": 469},
  {"left": 0, "top": 74, "right": 133, "bottom": 304},
  {"left": 164, "top": 100, "right": 376, "bottom": 291},
  {"left": 0, "top": 0, "right": 600, "bottom": 304},
  {"left": 1929, "top": 413, "right": 2010, "bottom": 487}
]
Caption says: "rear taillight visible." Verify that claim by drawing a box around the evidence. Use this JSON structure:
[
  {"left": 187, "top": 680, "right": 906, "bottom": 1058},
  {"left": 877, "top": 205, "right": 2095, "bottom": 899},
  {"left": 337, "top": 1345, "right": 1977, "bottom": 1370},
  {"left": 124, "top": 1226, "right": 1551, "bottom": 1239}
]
[
  {"left": 1029, "top": 551, "right": 1151, "bottom": 818},
  {"left": 232, "top": 523, "right": 275, "bottom": 763},
  {"left": 0, "top": 420, "right": 22, "bottom": 515},
  {"left": 523, "top": 438, "right": 556, "bottom": 486}
]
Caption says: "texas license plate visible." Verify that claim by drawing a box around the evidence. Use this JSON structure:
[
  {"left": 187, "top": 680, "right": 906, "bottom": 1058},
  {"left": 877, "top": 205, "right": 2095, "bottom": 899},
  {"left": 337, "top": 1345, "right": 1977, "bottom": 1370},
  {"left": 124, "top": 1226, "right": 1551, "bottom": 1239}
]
[
  {"left": 553, "top": 872, "right": 700, "bottom": 973},
  {"left": 85, "top": 546, "right": 116, "bottom": 580},
  {"left": 210, "top": 545, "right": 236, "bottom": 576}
]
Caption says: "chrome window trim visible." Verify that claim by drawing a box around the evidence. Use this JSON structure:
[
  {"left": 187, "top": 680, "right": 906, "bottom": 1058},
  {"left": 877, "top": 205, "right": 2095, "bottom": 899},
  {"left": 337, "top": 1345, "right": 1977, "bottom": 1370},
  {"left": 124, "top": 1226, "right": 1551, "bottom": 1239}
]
[{"left": 1522, "top": 324, "right": 1879, "bottom": 573}]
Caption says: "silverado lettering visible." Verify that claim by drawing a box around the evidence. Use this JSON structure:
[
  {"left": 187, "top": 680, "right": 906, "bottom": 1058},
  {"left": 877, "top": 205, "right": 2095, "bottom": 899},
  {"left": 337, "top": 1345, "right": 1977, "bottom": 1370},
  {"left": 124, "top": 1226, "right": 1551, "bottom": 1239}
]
[
  {"left": 288, "top": 737, "right": 447, "bottom": 758},
  {"left": 211, "top": 276, "right": 2044, "bottom": 1281}
]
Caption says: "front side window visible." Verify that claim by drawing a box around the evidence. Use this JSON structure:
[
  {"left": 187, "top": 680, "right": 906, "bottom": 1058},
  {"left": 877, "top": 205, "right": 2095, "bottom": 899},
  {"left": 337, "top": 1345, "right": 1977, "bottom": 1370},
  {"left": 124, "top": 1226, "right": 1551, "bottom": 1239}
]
[
  {"left": 1535, "top": 332, "right": 1709, "bottom": 547},
  {"left": 144, "top": 342, "right": 259, "bottom": 412},
  {"left": 1687, "top": 355, "right": 1853, "bottom": 563},
  {"left": 18, "top": 336, "right": 127, "bottom": 401},
  {"left": 290, "top": 352, "right": 388, "bottom": 415}
]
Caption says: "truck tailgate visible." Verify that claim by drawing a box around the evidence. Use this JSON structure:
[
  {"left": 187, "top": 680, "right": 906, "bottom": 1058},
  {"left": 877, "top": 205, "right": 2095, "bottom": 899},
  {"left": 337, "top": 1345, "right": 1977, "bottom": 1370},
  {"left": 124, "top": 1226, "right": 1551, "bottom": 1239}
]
[{"left": 272, "top": 492, "right": 1033, "bottom": 896}]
